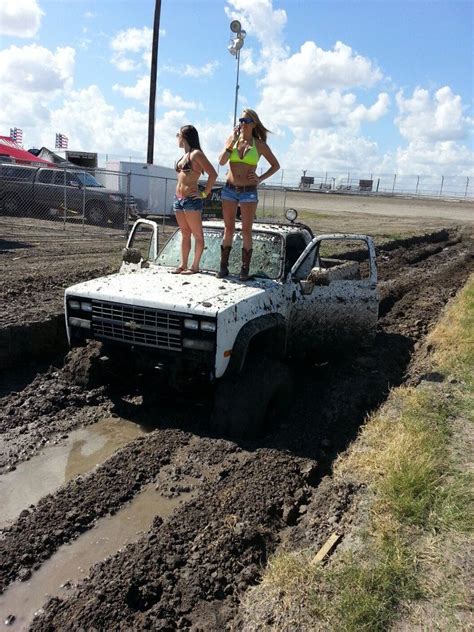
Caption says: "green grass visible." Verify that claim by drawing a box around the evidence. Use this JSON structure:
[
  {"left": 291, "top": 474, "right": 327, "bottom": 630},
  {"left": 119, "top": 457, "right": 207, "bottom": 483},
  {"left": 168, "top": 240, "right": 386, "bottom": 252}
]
[{"left": 245, "top": 276, "right": 473, "bottom": 631}]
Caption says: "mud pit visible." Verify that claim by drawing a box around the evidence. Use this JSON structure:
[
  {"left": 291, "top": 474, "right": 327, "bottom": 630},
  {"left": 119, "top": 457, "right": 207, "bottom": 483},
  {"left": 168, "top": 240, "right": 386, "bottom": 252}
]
[{"left": 0, "top": 212, "right": 472, "bottom": 630}]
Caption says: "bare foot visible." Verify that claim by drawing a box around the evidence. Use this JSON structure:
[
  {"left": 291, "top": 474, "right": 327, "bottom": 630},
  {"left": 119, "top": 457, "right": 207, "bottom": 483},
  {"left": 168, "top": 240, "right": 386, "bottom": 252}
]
[{"left": 171, "top": 265, "right": 187, "bottom": 274}]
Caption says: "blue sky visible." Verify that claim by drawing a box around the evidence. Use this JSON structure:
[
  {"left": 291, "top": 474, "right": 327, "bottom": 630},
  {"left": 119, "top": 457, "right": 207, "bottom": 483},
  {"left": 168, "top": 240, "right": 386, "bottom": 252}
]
[{"left": 0, "top": 0, "right": 472, "bottom": 180}]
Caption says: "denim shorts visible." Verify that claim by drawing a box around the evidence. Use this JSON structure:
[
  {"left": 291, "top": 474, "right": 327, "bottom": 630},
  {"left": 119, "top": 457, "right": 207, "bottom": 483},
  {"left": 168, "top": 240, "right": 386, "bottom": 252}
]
[
  {"left": 221, "top": 184, "right": 259, "bottom": 204},
  {"left": 173, "top": 195, "right": 203, "bottom": 212}
]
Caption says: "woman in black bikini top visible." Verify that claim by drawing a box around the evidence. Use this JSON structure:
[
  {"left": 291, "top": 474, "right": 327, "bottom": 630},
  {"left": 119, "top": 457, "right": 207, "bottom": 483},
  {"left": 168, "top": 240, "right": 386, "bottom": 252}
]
[{"left": 172, "top": 125, "right": 217, "bottom": 274}]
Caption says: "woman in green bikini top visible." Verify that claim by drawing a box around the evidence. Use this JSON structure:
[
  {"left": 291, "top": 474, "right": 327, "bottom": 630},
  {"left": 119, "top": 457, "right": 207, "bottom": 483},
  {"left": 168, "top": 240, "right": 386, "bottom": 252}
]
[{"left": 218, "top": 108, "right": 280, "bottom": 281}]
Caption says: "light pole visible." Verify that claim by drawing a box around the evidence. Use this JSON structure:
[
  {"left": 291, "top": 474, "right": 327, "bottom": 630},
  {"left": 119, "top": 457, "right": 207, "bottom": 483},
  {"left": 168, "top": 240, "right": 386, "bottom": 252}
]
[{"left": 228, "top": 20, "right": 246, "bottom": 126}]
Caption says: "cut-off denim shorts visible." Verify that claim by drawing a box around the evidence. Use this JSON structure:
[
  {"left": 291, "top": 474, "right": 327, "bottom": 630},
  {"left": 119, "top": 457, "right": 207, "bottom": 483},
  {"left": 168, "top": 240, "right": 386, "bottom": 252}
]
[
  {"left": 221, "top": 184, "right": 259, "bottom": 204},
  {"left": 173, "top": 195, "right": 203, "bottom": 212}
]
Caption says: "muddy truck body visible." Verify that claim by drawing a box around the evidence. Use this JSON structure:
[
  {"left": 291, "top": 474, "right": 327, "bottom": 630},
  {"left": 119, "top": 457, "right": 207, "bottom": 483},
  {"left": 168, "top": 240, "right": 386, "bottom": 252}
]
[
  {"left": 0, "top": 163, "right": 136, "bottom": 226},
  {"left": 64, "top": 216, "right": 378, "bottom": 436}
]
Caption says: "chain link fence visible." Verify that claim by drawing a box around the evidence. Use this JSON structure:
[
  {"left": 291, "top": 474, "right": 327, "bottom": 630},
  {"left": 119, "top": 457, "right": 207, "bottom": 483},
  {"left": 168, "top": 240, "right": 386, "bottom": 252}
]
[
  {"left": 1, "top": 160, "right": 472, "bottom": 240},
  {"left": 0, "top": 163, "right": 135, "bottom": 235},
  {"left": 261, "top": 169, "right": 473, "bottom": 199}
]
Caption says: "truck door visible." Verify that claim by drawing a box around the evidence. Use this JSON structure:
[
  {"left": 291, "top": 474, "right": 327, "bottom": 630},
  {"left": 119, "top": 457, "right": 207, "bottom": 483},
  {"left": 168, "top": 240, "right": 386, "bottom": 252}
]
[
  {"left": 120, "top": 219, "right": 159, "bottom": 270},
  {"left": 287, "top": 234, "right": 378, "bottom": 353}
]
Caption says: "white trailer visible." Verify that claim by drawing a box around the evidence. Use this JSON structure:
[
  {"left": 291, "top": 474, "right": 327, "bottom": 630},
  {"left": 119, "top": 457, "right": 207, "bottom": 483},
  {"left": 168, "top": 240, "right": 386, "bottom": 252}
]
[{"left": 97, "top": 161, "right": 177, "bottom": 216}]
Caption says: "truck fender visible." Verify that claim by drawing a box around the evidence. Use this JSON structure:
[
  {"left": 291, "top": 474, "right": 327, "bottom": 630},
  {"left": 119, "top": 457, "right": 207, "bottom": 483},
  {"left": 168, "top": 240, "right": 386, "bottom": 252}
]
[{"left": 226, "top": 313, "right": 287, "bottom": 376}]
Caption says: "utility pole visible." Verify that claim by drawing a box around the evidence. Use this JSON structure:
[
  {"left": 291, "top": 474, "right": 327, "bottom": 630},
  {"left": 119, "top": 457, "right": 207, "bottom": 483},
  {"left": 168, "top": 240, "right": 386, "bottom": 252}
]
[{"left": 147, "top": 0, "right": 162, "bottom": 164}]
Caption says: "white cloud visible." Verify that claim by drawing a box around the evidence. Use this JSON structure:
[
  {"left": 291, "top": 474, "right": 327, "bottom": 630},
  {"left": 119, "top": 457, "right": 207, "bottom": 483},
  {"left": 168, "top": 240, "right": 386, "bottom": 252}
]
[
  {"left": 395, "top": 140, "right": 474, "bottom": 176},
  {"left": 396, "top": 86, "right": 472, "bottom": 143},
  {"left": 110, "top": 26, "right": 153, "bottom": 72},
  {"left": 282, "top": 128, "right": 381, "bottom": 173},
  {"left": 111, "top": 27, "right": 153, "bottom": 53},
  {"left": 263, "top": 41, "right": 382, "bottom": 91},
  {"left": 348, "top": 93, "right": 391, "bottom": 124},
  {"left": 84, "top": 11, "right": 96, "bottom": 19},
  {"left": 225, "top": 0, "right": 288, "bottom": 70},
  {"left": 0, "top": 0, "right": 44, "bottom": 38},
  {"left": 113, "top": 77, "right": 199, "bottom": 110},
  {"left": 392, "top": 86, "right": 474, "bottom": 175},
  {"left": 163, "top": 61, "right": 219, "bottom": 78},
  {"left": 0, "top": 44, "right": 75, "bottom": 92}
]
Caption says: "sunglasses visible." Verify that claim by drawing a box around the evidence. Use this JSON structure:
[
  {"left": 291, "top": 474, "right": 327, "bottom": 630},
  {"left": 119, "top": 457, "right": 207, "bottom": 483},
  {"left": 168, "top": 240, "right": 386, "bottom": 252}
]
[{"left": 239, "top": 117, "right": 254, "bottom": 124}]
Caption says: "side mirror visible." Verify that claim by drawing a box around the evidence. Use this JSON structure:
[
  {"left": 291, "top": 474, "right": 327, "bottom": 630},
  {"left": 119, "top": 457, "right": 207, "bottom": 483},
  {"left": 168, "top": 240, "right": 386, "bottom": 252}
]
[
  {"left": 299, "top": 280, "right": 315, "bottom": 295},
  {"left": 122, "top": 247, "right": 142, "bottom": 264},
  {"left": 69, "top": 180, "right": 81, "bottom": 188}
]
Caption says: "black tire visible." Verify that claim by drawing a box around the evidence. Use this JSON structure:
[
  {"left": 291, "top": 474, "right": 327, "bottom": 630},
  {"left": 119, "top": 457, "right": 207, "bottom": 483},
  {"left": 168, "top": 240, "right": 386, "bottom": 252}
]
[
  {"left": 86, "top": 201, "right": 108, "bottom": 226},
  {"left": 211, "top": 355, "right": 292, "bottom": 439},
  {"left": 2, "top": 194, "right": 20, "bottom": 216}
]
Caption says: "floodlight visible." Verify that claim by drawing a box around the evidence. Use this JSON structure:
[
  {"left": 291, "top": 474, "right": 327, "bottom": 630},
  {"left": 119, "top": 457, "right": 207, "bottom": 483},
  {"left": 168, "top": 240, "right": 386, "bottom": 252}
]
[{"left": 230, "top": 20, "right": 241, "bottom": 33}]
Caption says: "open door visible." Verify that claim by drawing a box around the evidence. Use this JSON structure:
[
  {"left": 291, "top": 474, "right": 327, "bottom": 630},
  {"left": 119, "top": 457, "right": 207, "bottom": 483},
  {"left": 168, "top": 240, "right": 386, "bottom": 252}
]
[
  {"left": 288, "top": 234, "right": 378, "bottom": 352},
  {"left": 121, "top": 219, "right": 158, "bottom": 271}
]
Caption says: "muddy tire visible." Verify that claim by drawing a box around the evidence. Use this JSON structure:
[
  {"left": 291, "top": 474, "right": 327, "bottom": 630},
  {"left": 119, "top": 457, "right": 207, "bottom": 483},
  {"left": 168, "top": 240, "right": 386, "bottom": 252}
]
[
  {"left": 86, "top": 201, "right": 108, "bottom": 226},
  {"left": 211, "top": 356, "right": 292, "bottom": 440}
]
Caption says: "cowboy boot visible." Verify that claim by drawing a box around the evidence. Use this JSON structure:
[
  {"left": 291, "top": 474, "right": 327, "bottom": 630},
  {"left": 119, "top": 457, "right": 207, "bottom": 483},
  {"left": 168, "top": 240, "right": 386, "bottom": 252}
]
[
  {"left": 239, "top": 248, "right": 253, "bottom": 281},
  {"left": 217, "top": 245, "right": 232, "bottom": 278}
]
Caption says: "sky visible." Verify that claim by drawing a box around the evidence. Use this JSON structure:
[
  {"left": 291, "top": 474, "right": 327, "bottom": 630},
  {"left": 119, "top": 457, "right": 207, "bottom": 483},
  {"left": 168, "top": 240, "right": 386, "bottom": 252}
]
[{"left": 0, "top": 0, "right": 472, "bottom": 181}]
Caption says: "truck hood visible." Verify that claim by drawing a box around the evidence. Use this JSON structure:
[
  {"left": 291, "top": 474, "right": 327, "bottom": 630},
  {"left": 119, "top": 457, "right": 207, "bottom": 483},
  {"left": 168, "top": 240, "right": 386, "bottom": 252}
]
[{"left": 66, "top": 266, "right": 275, "bottom": 316}]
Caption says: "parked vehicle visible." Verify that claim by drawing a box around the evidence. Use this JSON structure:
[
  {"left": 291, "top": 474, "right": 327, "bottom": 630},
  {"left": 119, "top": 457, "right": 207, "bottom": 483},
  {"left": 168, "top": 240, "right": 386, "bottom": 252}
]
[
  {"left": 64, "top": 210, "right": 378, "bottom": 437},
  {"left": 0, "top": 164, "right": 137, "bottom": 226}
]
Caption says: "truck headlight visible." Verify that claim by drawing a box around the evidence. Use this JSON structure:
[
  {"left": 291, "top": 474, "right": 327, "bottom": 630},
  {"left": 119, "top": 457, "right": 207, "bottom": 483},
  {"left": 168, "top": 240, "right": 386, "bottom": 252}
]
[
  {"left": 200, "top": 320, "right": 216, "bottom": 332},
  {"left": 81, "top": 301, "right": 92, "bottom": 312},
  {"left": 184, "top": 318, "right": 199, "bottom": 330},
  {"left": 68, "top": 299, "right": 80, "bottom": 310},
  {"left": 182, "top": 338, "right": 214, "bottom": 351}
]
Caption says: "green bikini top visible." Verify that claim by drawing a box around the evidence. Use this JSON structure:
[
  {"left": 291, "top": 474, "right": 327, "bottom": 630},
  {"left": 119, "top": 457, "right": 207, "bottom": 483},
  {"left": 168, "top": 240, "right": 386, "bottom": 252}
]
[{"left": 229, "top": 139, "right": 260, "bottom": 166}]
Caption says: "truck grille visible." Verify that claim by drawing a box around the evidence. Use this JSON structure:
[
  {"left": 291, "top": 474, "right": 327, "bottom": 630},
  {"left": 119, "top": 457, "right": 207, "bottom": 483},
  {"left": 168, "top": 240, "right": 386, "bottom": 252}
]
[{"left": 92, "top": 300, "right": 182, "bottom": 351}]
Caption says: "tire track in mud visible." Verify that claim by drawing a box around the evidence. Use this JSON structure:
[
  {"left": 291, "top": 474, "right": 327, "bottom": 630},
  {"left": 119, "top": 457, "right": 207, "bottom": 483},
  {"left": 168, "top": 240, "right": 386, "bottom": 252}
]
[
  {"left": 0, "top": 229, "right": 472, "bottom": 629},
  {"left": 29, "top": 451, "right": 317, "bottom": 631},
  {"left": 0, "top": 430, "right": 192, "bottom": 593}
]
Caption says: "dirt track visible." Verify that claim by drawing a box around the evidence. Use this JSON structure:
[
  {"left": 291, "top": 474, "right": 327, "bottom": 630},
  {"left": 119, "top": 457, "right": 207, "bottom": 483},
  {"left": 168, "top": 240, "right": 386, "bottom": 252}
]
[{"left": 0, "top": 207, "right": 472, "bottom": 629}]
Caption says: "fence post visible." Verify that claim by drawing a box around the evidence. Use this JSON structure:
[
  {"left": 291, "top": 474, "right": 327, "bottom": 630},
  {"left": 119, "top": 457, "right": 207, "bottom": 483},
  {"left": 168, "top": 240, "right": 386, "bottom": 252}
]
[
  {"left": 125, "top": 172, "right": 131, "bottom": 237},
  {"left": 81, "top": 170, "right": 86, "bottom": 235},
  {"left": 163, "top": 176, "right": 168, "bottom": 232},
  {"left": 465, "top": 177, "right": 470, "bottom": 198},
  {"left": 63, "top": 168, "right": 67, "bottom": 231},
  {"left": 415, "top": 175, "right": 419, "bottom": 196},
  {"left": 392, "top": 174, "right": 397, "bottom": 193},
  {"left": 439, "top": 175, "right": 444, "bottom": 197},
  {"left": 347, "top": 172, "right": 350, "bottom": 187}
]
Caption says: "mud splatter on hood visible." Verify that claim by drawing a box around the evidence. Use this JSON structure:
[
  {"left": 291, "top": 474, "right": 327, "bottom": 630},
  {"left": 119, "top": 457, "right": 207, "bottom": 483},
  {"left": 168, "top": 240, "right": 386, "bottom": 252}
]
[{"left": 65, "top": 267, "right": 277, "bottom": 316}]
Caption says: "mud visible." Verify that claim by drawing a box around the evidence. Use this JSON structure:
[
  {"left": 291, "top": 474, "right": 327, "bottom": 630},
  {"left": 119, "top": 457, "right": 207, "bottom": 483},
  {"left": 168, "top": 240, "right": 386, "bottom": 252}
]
[{"left": 0, "top": 216, "right": 472, "bottom": 630}]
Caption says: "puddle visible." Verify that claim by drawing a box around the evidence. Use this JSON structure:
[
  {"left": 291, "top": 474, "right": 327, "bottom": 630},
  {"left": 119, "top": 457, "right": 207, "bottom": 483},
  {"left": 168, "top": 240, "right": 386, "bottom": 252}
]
[
  {"left": 0, "top": 479, "right": 199, "bottom": 630},
  {"left": 0, "top": 417, "right": 148, "bottom": 528}
]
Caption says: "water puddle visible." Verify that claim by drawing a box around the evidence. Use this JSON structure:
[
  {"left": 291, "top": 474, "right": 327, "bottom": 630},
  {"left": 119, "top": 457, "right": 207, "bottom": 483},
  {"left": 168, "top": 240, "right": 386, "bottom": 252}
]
[
  {"left": 0, "top": 417, "right": 148, "bottom": 528},
  {"left": 0, "top": 478, "right": 199, "bottom": 630}
]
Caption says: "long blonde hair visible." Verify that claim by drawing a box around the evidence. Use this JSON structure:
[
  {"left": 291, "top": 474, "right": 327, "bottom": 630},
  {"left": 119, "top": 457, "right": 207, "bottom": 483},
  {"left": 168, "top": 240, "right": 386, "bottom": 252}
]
[{"left": 244, "top": 108, "right": 270, "bottom": 143}]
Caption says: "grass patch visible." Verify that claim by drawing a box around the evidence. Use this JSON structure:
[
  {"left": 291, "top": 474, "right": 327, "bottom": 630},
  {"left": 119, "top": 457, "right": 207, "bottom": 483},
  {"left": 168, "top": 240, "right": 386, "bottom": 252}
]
[{"left": 243, "top": 276, "right": 473, "bottom": 631}]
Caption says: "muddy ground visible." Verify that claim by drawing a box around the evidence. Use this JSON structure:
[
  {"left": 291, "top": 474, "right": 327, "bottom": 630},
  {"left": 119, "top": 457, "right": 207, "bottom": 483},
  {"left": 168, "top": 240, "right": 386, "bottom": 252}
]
[{"left": 0, "top": 208, "right": 472, "bottom": 630}]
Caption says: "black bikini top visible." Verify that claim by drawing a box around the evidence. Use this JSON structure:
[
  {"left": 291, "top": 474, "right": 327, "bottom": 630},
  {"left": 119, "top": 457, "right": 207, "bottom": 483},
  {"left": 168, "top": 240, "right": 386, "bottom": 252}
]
[{"left": 175, "top": 152, "right": 193, "bottom": 173}]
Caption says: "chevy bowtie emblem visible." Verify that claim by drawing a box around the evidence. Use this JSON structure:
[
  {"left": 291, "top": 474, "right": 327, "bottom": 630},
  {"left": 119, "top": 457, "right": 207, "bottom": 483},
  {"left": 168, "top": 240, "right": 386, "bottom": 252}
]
[{"left": 125, "top": 320, "right": 140, "bottom": 330}]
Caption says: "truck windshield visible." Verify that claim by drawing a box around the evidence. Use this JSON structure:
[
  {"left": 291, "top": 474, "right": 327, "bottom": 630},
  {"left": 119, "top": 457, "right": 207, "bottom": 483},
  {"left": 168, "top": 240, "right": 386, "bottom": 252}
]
[
  {"left": 156, "top": 228, "right": 284, "bottom": 279},
  {"left": 75, "top": 172, "right": 103, "bottom": 187}
]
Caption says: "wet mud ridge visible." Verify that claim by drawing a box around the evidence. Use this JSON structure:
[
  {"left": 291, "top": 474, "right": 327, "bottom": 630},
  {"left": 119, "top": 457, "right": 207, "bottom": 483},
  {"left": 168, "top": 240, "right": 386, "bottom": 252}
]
[{"left": 0, "top": 227, "right": 472, "bottom": 630}]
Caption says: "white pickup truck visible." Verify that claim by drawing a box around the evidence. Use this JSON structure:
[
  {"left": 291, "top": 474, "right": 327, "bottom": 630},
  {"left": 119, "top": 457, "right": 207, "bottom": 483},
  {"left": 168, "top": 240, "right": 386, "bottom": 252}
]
[{"left": 64, "top": 211, "right": 378, "bottom": 437}]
